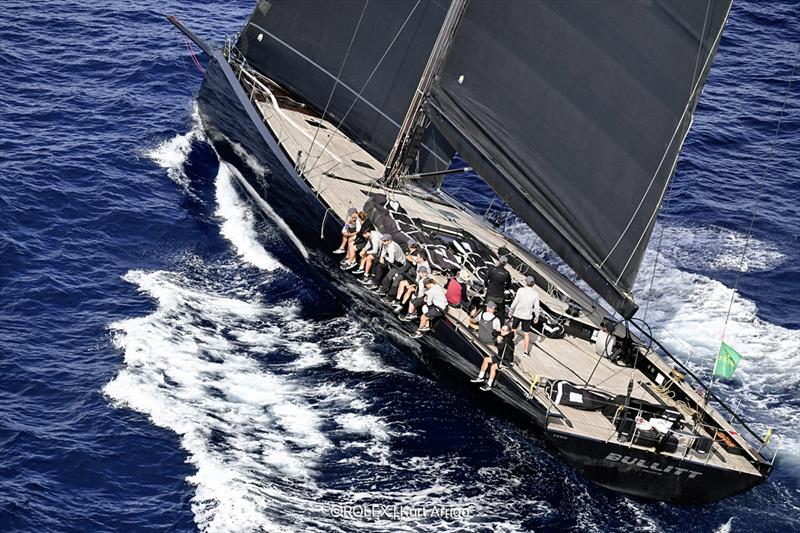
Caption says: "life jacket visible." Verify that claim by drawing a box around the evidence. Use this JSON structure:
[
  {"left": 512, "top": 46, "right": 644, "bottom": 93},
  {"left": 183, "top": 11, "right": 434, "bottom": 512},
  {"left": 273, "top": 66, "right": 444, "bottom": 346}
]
[
  {"left": 478, "top": 313, "right": 497, "bottom": 343},
  {"left": 445, "top": 278, "right": 462, "bottom": 306}
]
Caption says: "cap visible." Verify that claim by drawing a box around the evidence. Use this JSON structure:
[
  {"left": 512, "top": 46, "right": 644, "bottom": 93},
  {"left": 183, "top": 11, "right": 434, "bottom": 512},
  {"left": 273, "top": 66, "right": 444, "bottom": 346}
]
[
  {"left": 382, "top": 233, "right": 392, "bottom": 241},
  {"left": 485, "top": 301, "right": 497, "bottom": 309},
  {"left": 346, "top": 207, "right": 357, "bottom": 217},
  {"left": 407, "top": 239, "right": 418, "bottom": 248},
  {"left": 498, "top": 256, "right": 508, "bottom": 265},
  {"left": 526, "top": 275, "right": 535, "bottom": 286},
  {"left": 457, "top": 269, "right": 472, "bottom": 282},
  {"left": 418, "top": 266, "right": 429, "bottom": 273}
]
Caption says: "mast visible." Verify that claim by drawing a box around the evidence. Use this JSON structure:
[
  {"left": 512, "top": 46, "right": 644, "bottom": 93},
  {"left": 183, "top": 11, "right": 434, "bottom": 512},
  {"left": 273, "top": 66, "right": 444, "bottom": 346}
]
[{"left": 384, "top": 0, "right": 468, "bottom": 184}]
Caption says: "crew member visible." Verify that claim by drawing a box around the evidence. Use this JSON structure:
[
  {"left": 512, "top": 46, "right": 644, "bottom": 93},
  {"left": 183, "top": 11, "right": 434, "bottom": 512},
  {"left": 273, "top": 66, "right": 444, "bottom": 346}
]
[
  {"left": 471, "top": 324, "right": 514, "bottom": 391},
  {"left": 509, "top": 275, "right": 540, "bottom": 356},
  {"left": 411, "top": 278, "right": 448, "bottom": 338},
  {"left": 484, "top": 256, "right": 511, "bottom": 319}
]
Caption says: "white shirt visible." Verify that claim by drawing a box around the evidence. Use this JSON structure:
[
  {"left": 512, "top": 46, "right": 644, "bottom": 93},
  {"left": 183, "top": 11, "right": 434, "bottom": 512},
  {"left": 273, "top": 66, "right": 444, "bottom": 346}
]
[
  {"left": 381, "top": 241, "right": 405, "bottom": 264},
  {"left": 595, "top": 330, "right": 615, "bottom": 357},
  {"left": 510, "top": 286, "right": 540, "bottom": 320},
  {"left": 363, "top": 231, "right": 382, "bottom": 254},
  {"left": 425, "top": 284, "right": 448, "bottom": 310},
  {"left": 414, "top": 265, "right": 429, "bottom": 297}
]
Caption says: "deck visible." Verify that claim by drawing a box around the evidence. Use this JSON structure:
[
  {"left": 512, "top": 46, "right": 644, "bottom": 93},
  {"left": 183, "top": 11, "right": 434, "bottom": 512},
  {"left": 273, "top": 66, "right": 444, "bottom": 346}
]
[{"left": 235, "top": 66, "right": 763, "bottom": 478}]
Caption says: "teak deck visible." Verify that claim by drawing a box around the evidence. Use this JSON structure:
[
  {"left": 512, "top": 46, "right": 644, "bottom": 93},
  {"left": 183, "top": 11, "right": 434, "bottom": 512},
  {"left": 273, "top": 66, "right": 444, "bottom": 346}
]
[{"left": 238, "top": 69, "right": 761, "bottom": 478}]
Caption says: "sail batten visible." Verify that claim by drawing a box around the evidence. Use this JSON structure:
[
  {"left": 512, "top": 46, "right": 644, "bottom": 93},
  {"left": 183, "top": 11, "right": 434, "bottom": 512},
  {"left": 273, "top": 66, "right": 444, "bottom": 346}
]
[{"left": 424, "top": 0, "right": 732, "bottom": 317}]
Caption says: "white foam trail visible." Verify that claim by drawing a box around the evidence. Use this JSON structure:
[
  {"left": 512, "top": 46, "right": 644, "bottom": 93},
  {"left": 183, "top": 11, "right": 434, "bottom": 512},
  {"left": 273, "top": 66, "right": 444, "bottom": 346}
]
[
  {"left": 224, "top": 160, "right": 310, "bottom": 261},
  {"left": 145, "top": 102, "right": 205, "bottom": 190},
  {"left": 106, "top": 266, "right": 561, "bottom": 531},
  {"left": 215, "top": 163, "right": 282, "bottom": 271},
  {"left": 106, "top": 268, "right": 448, "bottom": 531},
  {"left": 633, "top": 248, "right": 800, "bottom": 459},
  {"left": 649, "top": 224, "right": 787, "bottom": 273},
  {"left": 105, "top": 270, "right": 320, "bottom": 531},
  {"left": 714, "top": 517, "right": 734, "bottom": 533}
]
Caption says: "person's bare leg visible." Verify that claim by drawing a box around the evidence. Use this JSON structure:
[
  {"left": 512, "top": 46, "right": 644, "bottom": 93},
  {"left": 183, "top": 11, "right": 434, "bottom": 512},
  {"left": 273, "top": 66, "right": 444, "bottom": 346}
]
[
  {"left": 401, "top": 286, "right": 414, "bottom": 304},
  {"left": 477, "top": 357, "right": 490, "bottom": 377},
  {"left": 396, "top": 280, "right": 408, "bottom": 300},
  {"left": 419, "top": 315, "right": 429, "bottom": 330},
  {"left": 523, "top": 332, "right": 531, "bottom": 354},
  {"left": 364, "top": 255, "right": 374, "bottom": 275},
  {"left": 487, "top": 364, "right": 497, "bottom": 386}
]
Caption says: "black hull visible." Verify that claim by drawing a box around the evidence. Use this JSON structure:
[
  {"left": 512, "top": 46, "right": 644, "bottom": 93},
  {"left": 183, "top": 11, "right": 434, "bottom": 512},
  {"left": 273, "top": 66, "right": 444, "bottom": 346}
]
[{"left": 194, "top": 53, "right": 768, "bottom": 505}]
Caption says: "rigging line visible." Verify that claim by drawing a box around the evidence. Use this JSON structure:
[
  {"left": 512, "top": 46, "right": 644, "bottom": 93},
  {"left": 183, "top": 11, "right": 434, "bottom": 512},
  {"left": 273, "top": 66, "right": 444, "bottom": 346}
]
[
  {"left": 642, "top": 3, "right": 712, "bottom": 321},
  {"left": 303, "top": 0, "right": 369, "bottom": 170},
  {"left": 172, "top": 27, "right": 197, "bottom": 98},
  {"left": 184, "top": 36, "right": 206, "bottom": 73},
  {"left": 720, "top": 42, "right": 800, "bottom": 341},
  {"left": 249, "top": 23, "right": 401, "bottom": 129},
  {"left": 599, "top": 3, "right": 731, "bottom": 271},
  {"left": 305, "top": 0, "right": 423, "bottom": 175}
]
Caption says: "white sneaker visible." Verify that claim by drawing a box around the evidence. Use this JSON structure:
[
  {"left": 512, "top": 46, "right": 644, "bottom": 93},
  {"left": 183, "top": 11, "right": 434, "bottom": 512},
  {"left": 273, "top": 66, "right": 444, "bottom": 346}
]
[{"left": 333, "top": 248, "right": 346, "bottom": 254}]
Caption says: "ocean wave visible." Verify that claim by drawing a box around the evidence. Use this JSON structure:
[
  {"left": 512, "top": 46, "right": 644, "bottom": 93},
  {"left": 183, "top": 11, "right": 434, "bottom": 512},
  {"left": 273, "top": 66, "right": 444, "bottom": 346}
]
[
  {"left": 144, "top": 102, "right": 205, "bottom": 192},
  {"left": 214, "top": 163, "right": 282, "bottom": 272}
]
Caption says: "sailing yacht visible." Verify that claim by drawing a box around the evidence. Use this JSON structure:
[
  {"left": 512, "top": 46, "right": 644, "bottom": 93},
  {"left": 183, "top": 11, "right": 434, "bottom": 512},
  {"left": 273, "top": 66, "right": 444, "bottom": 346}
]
[{"left": 167, "top": 0, "right": 778, "bottom": 503}]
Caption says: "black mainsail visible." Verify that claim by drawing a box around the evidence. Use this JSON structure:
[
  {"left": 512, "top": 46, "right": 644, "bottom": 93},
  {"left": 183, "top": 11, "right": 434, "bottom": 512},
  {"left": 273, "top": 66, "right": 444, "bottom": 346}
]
[
  {"left": 420, "top": 0, "right": 732, "bottom": 317},
  {"left": 235, "top": 0, "right": 449, "bottom": 164}
]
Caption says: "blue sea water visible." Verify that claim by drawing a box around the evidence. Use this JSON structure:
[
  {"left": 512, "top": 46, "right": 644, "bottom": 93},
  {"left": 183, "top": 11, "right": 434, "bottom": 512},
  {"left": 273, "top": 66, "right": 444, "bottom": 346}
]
[{"left": 1, "top": 1, "right": 798, "bottom": 532}]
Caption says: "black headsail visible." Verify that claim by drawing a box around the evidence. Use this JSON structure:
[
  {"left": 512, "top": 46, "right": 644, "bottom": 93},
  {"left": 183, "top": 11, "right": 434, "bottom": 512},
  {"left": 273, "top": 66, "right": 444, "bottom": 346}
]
[
  {"left": 236, "top": 0, "right": 449, "bottom": 164},
  {"left": 421, "top": 0, "right": 732, "bottom": 318}
]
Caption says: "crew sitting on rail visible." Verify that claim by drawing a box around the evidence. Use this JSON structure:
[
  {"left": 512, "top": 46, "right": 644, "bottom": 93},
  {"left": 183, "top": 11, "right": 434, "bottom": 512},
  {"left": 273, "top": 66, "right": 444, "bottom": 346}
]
[
  {"left": 476, "top": 301, "right": 502, "bottom": 345},
  {"left": 333, "top": 208, "right": 360, "bottom": 255},
  {"left": 509, "top": 275, "right": 540, "bottom": 356},
  {"left": 353, "top": 226, "right": 382, "bottom": 278},
  {"left": 391, "top": 256, "right": 429, "bottom": 314},
  {"left": 471, "top": 324, "right": 515, "bottom": 391},
  {"left": 445, "top": 269, "right": 471, "bottom": 309},
  {"left": 374, "top": 240, "right": 420, "bottom": 296},
  {"left": 341, "top": 211, "right": 368, "bottom": 270},
  {"left": 410, "top": 278, "right": 449, "bottom": 338},
  {"left": 467, "top": 295, "right": 484, "bottom": 330},
  {"left": 594, "top": 321, "right": 616, "bottom": 358},
  {"left": 362, "top": 234, "right": 404, "bottom": 289},
  {"left": 483, "top": 255, "right": 512, "bottom": 319}
]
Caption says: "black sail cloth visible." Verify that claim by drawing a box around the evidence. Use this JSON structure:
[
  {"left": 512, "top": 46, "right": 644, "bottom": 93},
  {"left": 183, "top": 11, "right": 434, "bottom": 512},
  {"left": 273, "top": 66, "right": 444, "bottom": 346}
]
[
  {"left": 237, "top": 0, "right": 449, "bottom": 164},
  {"left": 424, "top": 0, "right": 731, "bottom": 317}
]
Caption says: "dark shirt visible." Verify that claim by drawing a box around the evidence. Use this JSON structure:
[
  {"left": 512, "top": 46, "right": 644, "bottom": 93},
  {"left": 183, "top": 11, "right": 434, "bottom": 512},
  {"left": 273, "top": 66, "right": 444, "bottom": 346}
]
[
  {"left": 495, "top": 332, "right": 515, "bottom": 364},
  {"left": 484, "top": 265, "right": 511, "bottom": 300}
]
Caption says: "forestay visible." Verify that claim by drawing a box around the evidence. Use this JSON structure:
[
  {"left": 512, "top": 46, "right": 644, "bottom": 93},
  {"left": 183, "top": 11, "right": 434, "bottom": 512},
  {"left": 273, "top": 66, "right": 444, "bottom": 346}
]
[{"left": 423, "top": 0, "right": 732, "bottom": 317}]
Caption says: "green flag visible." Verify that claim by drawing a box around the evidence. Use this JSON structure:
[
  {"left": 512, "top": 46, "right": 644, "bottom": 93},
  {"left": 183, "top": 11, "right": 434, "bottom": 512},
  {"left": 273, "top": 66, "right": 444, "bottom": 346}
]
[{"left": 713, "top": 342, "right": 742, "bottom": 379}]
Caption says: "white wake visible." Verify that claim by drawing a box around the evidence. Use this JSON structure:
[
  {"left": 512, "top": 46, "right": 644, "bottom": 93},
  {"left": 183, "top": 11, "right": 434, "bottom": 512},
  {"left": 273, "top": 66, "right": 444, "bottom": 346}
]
[
  {"left": 144, "top": 103, "right": 205, "bottom": 191},
  {"left": 214, "top": 163, "right": 282, "bottom": 271}
]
